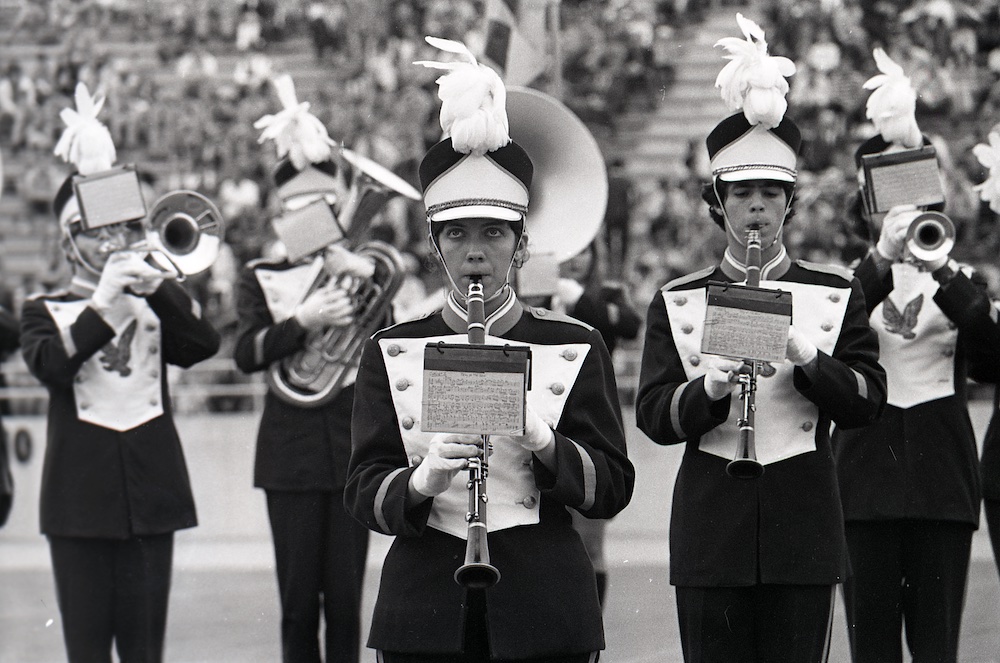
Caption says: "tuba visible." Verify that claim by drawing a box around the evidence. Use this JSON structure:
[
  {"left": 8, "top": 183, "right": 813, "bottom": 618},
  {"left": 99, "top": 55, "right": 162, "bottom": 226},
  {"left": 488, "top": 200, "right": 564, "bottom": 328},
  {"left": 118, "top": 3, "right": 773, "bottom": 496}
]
[{"left": 265, "top": 150, "right": 420, "bottom": 408}]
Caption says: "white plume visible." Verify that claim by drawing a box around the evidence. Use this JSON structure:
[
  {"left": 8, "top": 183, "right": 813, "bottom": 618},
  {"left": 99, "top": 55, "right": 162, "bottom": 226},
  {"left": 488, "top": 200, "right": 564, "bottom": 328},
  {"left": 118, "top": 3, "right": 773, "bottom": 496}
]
[
  {"left": 863, "top": 48, "right": 922, "bottom": 148},
  {"left": 714, "top": 13, "right": 796, "bottom": 129},
  {"left": 414, "top": 36, "right": 509, "bottom": 156},
  {"left": 254, "top": 74, "right": 336, "bottom": 171},
  {"left": 973, "top": 131, "right": 1000, "bottom": 214},
  {"left": 53, "top": 82, "right": 117, "bottom": 175}
]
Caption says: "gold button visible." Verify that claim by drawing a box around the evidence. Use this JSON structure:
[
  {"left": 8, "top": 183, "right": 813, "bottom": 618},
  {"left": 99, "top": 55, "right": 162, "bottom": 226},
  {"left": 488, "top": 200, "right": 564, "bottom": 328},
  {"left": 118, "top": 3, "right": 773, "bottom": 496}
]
[
  {"left": 759, "top": 362, "right": 777, "bottom": 378},
  {"left": 681, "top": 324, "right": 694, "bottom": 334},
  {"left": 828, "top": 294, "right": 841, "bottom": 303},
  {"left": 802, "top": 421, "right": 814, "bottom": 432},
  {"left": 536, "top": 308, "right": 547, "bottom": 316},
  {"left": 410, "top": 454, "right": 423, "bottom": 466},
  {"left": 401, "top": 416, "right": 414, "bottom": 430},
  {"left": 149, "top": 346, "right": 159, "bottom": 355},
  {"left": 74, "top": 375, "right": 83, "bottom": 383},
  {"left": 150, "top": 399, "right": 159, "bottom": 407},
  {"left": 821, "top": 323, "right": 833, "bottom": 332},
  {"left": 80, "top": 402, "right": 90, "bottom": 410},
  {"left": 674, "top": 297, "right": 687, "bottom": 306},
  {"left": 395, "top": 378, "right": 410, "bottom": 391},
  {"left": 561, "top": 349, "right": 578, "bottom": 361},
  {"left": 948, "top": 322, "right": 957, "bottom": 330},
  {"left": 150, "top": 370, "right": 159, "bottom": 379},
  {"left": 550, "top": 383, "right": 565, "bottom": 395},
  {"left": 520, "top": 496, "right": 538, "bottom": 509},
  {"left": 689, "top": 355, "right": 701, "bottom": 367},
  {"left": 387, "top": 344, "right": 403, "bottom": 357},
  {"left": 943, "top": 348, "right": 954, "bottom": 357},
  {"left": 145, "top": 324, "right": 157, "bottom": 332}
]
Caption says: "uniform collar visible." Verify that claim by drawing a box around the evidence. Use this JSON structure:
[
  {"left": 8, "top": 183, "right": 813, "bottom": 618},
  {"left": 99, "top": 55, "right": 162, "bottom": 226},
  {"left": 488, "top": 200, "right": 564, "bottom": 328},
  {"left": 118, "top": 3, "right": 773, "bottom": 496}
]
[
  {"left": 68, "top": 275, "right": 98, "bottom": 299},
  {"left": 442, "top": 287, "right": 523, "bottom": 337},
  {"left": 720, "top": 245, "right": 792, "bottom": 282}
]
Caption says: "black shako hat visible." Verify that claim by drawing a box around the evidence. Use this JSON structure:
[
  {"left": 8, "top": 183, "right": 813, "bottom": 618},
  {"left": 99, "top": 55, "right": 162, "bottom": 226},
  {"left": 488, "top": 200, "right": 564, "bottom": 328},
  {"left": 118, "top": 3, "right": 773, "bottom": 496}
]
[{"left": 707, "top": 112, "right": 801, "bottom": 183}]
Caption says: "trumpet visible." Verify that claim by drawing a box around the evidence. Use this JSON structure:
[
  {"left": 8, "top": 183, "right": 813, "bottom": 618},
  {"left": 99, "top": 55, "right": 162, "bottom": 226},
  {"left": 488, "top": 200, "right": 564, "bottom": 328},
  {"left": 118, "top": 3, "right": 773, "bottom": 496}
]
[
  {"left": 90, "top": 190, "right": 224, "bottom": 282},
  {"left": 454, "top": 277, "right": 502, "bottom": 589},
  {"left": 906, "top": 211, "right": 955, "bottom": 263},
  {"left": 727, "top": 225, "right": 765, "bottom": 480}
]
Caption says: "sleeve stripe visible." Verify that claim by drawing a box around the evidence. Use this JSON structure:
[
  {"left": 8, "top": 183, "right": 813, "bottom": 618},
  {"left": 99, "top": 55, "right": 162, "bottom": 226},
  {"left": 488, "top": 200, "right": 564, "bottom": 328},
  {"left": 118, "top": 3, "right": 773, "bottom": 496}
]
[
  {"left": 253, "top": 329, "right": 268, "bottom": 367},
  {"left": 59, "top": 323, "right": 77, "bottom": 359},
  {"left": 374, "top": 467, "right": 407, "bottom": 533},
  {"left": 571, "top": 440, "right": 597, "bottom": 511},
  {"left": 670, "top": 381, "right": 691, "bottom": 439},
  {"left": 991, "top": 304, "right": 998, "bottom": 325},
  {"left": 852, "top": 368, "right": 868, "bottom": 401}
]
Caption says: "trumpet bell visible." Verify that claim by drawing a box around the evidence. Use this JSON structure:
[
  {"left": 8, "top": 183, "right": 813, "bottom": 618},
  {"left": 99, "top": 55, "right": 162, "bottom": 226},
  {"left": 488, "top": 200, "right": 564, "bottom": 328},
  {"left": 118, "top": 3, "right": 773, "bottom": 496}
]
[
  {"left": 906, "top": 211, "right": 955, "bottom": 263},
  {"left": 147, "top": 190, "right": 224, "bottom": 276}
]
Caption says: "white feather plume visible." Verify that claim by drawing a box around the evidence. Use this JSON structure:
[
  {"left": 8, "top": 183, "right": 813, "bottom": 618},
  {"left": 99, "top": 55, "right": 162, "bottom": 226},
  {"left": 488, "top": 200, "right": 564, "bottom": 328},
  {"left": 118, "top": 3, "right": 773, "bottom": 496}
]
[
  {"left": 714, "top": 13, "right": 796, "bottom": 129},
  {"left": 863, "top": 48, "right": 922, "bottom": 148},
  {"left": 973, "top": 131, "right": 1000, "bottom": 214},
  {"left": 414, "top": 36, "right": 509, "bottom": 156},
  {"left": 254, "top": 74, "right": 336, "bottom": 171},
  {"left": 53, "top": 82, "right": 117, "bottom": 175}
]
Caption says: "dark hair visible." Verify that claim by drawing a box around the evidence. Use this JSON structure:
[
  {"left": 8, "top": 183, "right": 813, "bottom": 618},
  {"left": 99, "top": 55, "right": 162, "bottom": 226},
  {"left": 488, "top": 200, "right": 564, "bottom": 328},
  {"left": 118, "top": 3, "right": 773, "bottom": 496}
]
[{"left": 700, "top": 180, "right": 797, "bottom": 229}]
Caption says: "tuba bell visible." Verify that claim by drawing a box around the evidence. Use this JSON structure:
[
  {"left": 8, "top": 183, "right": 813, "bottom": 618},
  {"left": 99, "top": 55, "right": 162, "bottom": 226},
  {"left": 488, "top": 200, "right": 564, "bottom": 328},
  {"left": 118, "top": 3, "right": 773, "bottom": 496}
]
[{"left": 264, "top": 150, "right": 419, "bottom": 408}]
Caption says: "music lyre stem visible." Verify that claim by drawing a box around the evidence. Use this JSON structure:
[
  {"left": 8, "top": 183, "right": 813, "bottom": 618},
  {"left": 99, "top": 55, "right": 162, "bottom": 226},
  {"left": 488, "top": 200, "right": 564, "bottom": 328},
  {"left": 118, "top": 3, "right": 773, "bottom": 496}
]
[
  {"left": 454, "top": 277, "right": 501, "bottom": 588},
  {"left": 727, "top": 225, "right": 765, "bottom": 479}
]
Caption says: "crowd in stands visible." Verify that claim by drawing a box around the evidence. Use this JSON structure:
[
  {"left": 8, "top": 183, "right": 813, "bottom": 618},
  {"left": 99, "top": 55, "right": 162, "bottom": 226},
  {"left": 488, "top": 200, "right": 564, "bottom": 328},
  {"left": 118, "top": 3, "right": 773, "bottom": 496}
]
[{"left": 2, "top": 0, "right": 1000, "bottom": 402}]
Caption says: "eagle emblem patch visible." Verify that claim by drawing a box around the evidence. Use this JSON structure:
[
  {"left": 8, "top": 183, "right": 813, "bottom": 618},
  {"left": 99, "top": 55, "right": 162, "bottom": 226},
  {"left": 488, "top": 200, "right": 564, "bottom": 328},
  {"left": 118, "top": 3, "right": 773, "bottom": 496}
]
[
  {"left": 100, "top": 320, "right": 137, "bottom": 376},
  {"left": 882, "top": 294, "right": 923, "bottom": 340}
]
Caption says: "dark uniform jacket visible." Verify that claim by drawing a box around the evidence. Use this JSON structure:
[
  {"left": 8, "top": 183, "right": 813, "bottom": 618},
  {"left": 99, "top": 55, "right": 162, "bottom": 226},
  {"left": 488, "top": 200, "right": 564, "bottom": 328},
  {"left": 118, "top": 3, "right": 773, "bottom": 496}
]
[
  {"left": 833, "top": 255, "right": 1000, "bottom": 525},
  {"left": 234, "top": 257, "right": 356, "bottom": 492},
  {"left": 636, "top": 249, "right": 887, "bottom": 587},
  {"left": 20, "top": 279, "right": 220, "bottom": 538},
  {"left": 346, "top": 290, "right": 634, "bottom": 659}
]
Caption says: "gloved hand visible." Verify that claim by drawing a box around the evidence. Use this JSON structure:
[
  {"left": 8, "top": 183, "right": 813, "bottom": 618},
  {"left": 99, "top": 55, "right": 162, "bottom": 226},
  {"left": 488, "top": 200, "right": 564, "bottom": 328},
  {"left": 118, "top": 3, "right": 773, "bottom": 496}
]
[
  {"left": 293, "top": 285, "right": 354, "bottom": 332},
  {"left": 509, "top": 404, "right": 554, "bottom": 453},
  {"left": 555, "top": 278, "right": 585, "bottom": 310},
  {"left": 325, "top": 244, "right": 376, "bottom": 280},
  {"left": 703, "top": 356, "right": 747, "bottom": 401},
  {"left": 91, "top": 252, "right": 166, "bottom": 314},
  {"left": 786, "top": 325, "right": 818, "bottom": 366},
  {"left": 876, "top": 204, "right": 920, "bottom": 262},
  {"left": 410, "top": 433, "right": 483, "bottom": 498}
]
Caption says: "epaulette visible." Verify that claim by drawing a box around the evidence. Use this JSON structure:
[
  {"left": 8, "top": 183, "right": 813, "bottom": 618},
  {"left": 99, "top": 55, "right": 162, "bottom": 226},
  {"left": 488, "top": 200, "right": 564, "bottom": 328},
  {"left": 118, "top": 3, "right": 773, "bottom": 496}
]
[
  {"left": 796, "top": 259, "right": 853, "bottom": 283},
  {"left": 371, "top": 308, "right": 442, "bottom": 339},
  {"left": 526, "top": 306, "right": 595, "bottom": 331},
  {"left": 661, "top": 266, "right": 716, "bottom": 292},
  {"left": 246, "top": 257, "right": 288, "bottom": 270}
]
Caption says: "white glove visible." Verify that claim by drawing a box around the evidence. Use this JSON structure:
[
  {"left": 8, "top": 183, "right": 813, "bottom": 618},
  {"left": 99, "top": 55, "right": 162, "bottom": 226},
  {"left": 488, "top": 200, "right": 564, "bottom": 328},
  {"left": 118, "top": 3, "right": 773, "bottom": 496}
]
[
  {"left": 410, "top": 433, "right": 482, "bottom": 498},
  {"left": 509, "top": 405, "right": 555, "bottom": 453},
  {"left": 555, "top": 278, "right": 585, "bottom": 310},
  {"left": 293, "top": 285, "right": 354, "bottom": 332},
  {"left": 786, "top": 326, "right": 818, "bottom": 366},
  {"left": 91, "top": 252, "right": 166, "bottom": 314},
  {"left": 875, "top": 204, "right": 920, "bottom": 262},
  {"left": 324, "top": 244, "right": 376, "bottom": 280},
  {"left": 703, "top": 356, "right": 746, "bottom": 401}
]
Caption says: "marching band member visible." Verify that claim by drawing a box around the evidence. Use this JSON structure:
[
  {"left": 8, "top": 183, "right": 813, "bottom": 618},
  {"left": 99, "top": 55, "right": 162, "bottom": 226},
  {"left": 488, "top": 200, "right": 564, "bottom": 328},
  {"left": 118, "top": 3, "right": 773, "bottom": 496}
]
[
  {"left": 233, "top": 75, "right": 374, "bottom": 663},
  {"left": 974, "top": 129, "right": 1000, "bottom": 584},
  {"left": 834, "top": 47, "right": 1000, "bottom": 657},
  {"left": 19, "top": 83, "right": 220, "bottom": 663},
  {"left": 345, "top": 38, "right": 634, "bottom": 662},
  {"left": 634, "top": 16, "right": 886, "bottom": 662}
]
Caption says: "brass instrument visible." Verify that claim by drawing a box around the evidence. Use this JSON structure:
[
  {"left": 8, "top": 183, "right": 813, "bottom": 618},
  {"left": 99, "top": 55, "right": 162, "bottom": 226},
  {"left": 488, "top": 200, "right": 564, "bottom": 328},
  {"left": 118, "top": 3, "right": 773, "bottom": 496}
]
[
  {"left": 265, "top": 150, "right": 419, "bottom": 408},
  {"left": 454, "top": 277, "right": 502, "bottom": 589},
  {"left": 727, "top": 225, "right": 765, "bottom": 480},
  {"left": 906, "top": 211, "right": 955, "bottom": 263},
  {"left": 95, "top": 190, "right": 224, "bottom": 281}
]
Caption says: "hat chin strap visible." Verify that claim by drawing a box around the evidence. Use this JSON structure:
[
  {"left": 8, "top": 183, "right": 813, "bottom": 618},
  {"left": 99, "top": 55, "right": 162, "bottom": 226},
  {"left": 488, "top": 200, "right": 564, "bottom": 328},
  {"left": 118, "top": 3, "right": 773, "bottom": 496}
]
[
  {"left": 428, "top": 231, "right": 520, "bottom": 308},
  {"left": 715, "top": 179, "right": 795, "bottom": 255},
  {"left": 66, "top": 233, "right": 105, "bottom": 278}
]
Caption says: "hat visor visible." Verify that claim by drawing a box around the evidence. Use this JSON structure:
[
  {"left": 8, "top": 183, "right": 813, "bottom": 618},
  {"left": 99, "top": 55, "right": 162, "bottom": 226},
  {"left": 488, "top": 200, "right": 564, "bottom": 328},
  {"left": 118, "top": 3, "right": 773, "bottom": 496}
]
[
  {"left": 717, "top": 167, "right": 796, "bottom": 183},
  {"left": 429, "top": 204, "right": 524, "bottom": 223}
]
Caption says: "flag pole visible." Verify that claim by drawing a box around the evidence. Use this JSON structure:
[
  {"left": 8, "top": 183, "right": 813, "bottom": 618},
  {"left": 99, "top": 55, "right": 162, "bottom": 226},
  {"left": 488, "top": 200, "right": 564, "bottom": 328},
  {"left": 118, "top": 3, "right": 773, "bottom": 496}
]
[{"left": 547, "top": 0, "right": 563, "bottom": 101}]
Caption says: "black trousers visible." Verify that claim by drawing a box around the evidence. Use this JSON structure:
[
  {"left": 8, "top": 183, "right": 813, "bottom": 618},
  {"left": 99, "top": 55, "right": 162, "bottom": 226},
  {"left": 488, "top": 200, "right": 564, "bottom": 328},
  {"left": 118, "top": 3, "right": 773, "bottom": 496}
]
[
  {"left": 266, "top": 489, "right": 370, "bottom": 663},
  {"left": 48, "top": 532, "right": 174, "bottom": 663},
  {"left": 378, "top": 589, "right": 599, "bottom": 663},
  {"left": 843, "top": 520, "right": 973, "bottom": 663},
  {"left": 985, "top": 499, "right": 1000, "bottom": 581},
  {"left": 675, "top": 583, "right": 836, "bottom": 663}
]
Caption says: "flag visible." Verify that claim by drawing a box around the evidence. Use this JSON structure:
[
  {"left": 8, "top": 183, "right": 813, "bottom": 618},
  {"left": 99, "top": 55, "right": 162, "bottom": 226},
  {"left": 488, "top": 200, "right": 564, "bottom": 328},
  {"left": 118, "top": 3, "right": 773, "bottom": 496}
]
[{"left": 482, "top": 0, "right": 549, "bottom": 87}]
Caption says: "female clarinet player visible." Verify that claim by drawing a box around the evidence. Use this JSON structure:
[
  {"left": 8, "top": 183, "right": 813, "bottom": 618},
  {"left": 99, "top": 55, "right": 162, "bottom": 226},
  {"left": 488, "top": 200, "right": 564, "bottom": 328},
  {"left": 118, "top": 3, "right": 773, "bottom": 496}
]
[{"left": 344, "top": 37, "right": 634, "bottom": 663}]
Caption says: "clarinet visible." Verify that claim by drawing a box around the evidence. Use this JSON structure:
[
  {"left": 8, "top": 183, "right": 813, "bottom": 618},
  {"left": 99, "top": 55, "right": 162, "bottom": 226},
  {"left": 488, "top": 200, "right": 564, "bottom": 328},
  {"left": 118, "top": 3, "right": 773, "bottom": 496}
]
[
  {"left": 454, "top": 277, "right": 501, "bottom": 588},
  {"left": 726, "top": 225, "right": 765, "bottom": 479}
]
